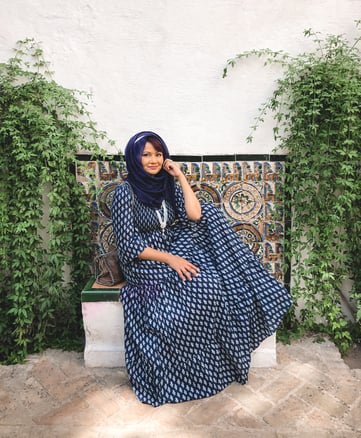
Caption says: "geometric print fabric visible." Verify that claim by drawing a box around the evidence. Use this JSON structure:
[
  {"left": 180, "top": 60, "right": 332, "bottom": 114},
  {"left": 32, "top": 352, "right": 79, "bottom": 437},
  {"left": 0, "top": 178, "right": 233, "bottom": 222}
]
[{"left": 111, "top": 183, "right": 292, "bottom": 406}]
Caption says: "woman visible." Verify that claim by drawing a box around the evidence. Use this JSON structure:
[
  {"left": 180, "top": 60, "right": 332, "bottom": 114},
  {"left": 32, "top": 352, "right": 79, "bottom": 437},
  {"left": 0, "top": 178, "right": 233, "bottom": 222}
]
[{"left": 111, "top": 131, "right": 292, "bottom": 407}]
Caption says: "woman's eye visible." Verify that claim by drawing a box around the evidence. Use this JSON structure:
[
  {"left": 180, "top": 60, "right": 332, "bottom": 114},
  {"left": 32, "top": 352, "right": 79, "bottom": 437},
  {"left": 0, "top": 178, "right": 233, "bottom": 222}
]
[{"left": 142, "top": 152, "right": 162, "bottom": 158}]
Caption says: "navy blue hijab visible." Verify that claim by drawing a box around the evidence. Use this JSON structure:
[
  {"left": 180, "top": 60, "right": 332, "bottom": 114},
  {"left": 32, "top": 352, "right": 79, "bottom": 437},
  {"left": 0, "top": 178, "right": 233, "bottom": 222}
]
[{"left": 124, "top": 131, "right": 176, "bottom": 209}]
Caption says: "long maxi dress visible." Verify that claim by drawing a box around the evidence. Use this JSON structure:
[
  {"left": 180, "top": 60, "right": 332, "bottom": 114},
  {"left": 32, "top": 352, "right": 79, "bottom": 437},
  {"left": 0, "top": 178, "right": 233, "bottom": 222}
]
[{"left": 111, "top": 182, "right": 292, "bottom": 407}]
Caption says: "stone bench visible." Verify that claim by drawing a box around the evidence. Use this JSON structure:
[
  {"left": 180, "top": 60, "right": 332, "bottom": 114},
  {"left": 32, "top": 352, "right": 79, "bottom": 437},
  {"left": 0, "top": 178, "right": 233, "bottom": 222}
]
[{"left": 81, "top": 279, "right": 277, "bottom": 368}]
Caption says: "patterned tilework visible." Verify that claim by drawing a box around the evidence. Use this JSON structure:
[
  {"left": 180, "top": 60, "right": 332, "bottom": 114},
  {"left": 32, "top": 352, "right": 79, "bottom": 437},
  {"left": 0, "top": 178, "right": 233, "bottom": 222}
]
[{"left": 76, "top": 157, "right": 285, "bottom": 282}]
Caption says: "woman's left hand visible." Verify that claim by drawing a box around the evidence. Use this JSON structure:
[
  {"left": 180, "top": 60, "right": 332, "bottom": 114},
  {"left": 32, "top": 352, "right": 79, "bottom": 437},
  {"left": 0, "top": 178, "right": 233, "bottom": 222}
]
[{"left": 163, "top": 159, "right": 181, "bottom": 177}]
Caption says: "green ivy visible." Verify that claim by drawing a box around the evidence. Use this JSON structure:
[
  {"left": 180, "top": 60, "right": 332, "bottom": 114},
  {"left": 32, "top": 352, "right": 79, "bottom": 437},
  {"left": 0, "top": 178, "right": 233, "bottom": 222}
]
[
  {"left": 0, "top": 39, "right": 114, "bottom": 363},
  {"left": 223, "top": 23, "right": 361, "bottom": 353}
]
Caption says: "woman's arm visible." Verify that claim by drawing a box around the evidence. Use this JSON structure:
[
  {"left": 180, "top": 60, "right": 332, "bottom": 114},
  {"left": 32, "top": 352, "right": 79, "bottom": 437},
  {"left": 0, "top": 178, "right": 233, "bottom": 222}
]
[
  {"left": 111, "top": 183, "right": 199, "bottom": 281},
  {"left": 111, "top": 184, "right": 147, "bottom": 265},
  {"left": 138, "top": 247, "right": 200, "bottom": 282},
  {"left": 163, "top": 159, "right": 201, "bottom": 221}
]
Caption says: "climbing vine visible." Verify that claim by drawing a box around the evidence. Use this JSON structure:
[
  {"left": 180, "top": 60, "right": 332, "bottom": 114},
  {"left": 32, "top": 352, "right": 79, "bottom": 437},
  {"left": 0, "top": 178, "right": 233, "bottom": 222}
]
[
  {"left": 223, "top": 23, "right": 361, "bottom": 353},
  {"left": 0, "top": 39, "right": 114, "bottom": 363}
]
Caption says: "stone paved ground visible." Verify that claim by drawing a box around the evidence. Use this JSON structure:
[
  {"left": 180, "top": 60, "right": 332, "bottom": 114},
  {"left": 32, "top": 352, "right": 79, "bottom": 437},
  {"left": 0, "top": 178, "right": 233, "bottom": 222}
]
[{"left": 0, "top": 336, "right": 360, "bottom": 437}]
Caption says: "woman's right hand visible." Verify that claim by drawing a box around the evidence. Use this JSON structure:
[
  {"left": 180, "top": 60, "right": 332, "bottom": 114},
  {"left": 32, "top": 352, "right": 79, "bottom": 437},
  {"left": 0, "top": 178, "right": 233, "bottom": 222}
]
[{"left": 167, "top": 254, "right": 200, "bottom": 281}]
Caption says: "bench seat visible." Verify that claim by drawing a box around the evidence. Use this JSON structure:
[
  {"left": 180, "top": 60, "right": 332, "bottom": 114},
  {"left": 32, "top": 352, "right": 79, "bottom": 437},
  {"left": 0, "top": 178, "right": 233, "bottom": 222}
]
[{"left": 81, "top": 279, "right": 277, "bottom": 368}]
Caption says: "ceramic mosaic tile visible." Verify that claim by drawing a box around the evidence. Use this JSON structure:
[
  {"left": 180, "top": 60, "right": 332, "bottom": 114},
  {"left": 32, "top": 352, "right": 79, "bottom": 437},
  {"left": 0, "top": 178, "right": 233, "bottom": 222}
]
[{"left": 76, "top": 157, "right": 286, "bottom": 282}]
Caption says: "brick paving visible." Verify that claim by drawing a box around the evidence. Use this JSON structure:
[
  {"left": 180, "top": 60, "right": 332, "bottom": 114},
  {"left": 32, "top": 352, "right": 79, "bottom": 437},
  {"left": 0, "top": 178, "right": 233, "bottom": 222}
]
[{"left": 0, "top": 336, "right": 360, "bottom": 437}]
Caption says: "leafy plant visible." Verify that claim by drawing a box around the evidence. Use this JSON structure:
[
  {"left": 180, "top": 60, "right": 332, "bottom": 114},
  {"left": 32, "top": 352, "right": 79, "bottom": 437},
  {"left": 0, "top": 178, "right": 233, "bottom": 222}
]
[
  {"left": 0, "top": 38, "right": 114, "bottom": 363},
  {"left": 223, "top": 23, "right": 361, "bottom": 353}
]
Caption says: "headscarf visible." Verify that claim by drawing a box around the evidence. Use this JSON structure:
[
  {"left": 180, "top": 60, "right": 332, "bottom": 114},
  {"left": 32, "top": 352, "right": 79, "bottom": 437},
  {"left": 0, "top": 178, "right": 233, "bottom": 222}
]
[{"left": 124, "top": 131, "right": 176, "bottom": 209}]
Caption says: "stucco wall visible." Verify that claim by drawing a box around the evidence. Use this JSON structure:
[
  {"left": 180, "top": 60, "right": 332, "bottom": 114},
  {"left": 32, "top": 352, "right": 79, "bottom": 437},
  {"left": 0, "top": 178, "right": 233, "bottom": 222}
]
[{"left": 0, "top": 0, "right": 359, "bottom": 155}]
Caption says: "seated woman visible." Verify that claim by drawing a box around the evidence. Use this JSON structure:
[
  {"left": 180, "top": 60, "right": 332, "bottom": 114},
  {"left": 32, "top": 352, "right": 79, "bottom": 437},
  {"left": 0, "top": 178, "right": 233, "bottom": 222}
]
[{"left": 111, "top": 131, "right": 292, "bottom": 407}]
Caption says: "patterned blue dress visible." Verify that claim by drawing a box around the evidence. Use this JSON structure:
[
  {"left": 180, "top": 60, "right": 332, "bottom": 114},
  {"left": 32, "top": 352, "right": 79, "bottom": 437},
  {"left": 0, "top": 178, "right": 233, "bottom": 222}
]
[{"left": 111, "top": 182, "right": 292, "bottom": 407}]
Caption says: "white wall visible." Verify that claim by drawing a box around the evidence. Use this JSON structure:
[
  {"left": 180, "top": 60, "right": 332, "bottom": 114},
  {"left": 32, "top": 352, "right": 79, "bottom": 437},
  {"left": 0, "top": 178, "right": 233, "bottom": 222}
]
[{"left": 0, "top": 0, "right": 359, "bottom": 155}]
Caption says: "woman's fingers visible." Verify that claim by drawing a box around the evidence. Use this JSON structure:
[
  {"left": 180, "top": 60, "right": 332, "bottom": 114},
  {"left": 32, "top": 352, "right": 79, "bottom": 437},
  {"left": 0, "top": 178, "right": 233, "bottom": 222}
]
[
  {"left": 179, "top": 261, "right": 200, "bottom": 281},
  {"left": 170, "top": 255, "right": 199, "bottom": 281},
  {"left": 163, "top": 159, "right": 180, "bottom": 176}
]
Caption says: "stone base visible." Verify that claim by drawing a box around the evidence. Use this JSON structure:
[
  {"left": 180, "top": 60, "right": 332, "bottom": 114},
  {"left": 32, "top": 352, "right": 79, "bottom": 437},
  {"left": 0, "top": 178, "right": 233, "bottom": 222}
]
[
  {"left": 81, "top": 280, "right": 277, "bottom": 368},
  {"left": 82, "top": 301, "right": 126, "bottom": 368},
  {"left": 251, "top": 333, "right": 277, "bottom": 367}
]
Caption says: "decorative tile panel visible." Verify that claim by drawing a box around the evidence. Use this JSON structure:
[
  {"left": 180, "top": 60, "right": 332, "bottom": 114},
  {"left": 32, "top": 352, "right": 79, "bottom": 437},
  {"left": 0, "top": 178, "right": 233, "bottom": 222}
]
[{"left": 76, "top": 156, "right": 286, "bottom": 282}]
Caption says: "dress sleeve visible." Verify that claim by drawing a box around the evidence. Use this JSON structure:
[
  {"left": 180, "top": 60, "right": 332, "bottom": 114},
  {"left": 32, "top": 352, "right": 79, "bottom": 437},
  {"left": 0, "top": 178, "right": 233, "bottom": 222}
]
[
  {"left": 110, "top": 183, "right": 147, "bottom": 266},
  {"left": 174, "top": 183, "right": 201, "bottom": 225},
  {"left": 174, "top": 183, "right": 188, "bottom": 222}
]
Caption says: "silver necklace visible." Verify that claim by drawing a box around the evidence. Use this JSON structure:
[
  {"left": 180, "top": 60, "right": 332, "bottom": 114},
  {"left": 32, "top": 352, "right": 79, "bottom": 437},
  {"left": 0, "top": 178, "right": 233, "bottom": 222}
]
[{"left": 155, "top": 200, "right": 168, "bottom": 234}]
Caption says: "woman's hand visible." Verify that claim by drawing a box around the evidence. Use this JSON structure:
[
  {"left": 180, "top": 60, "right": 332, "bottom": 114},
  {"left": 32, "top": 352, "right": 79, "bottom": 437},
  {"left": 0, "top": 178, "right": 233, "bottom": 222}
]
[
  {"left": 167, "top": 254, "right": 200, "bottom": 281},
  {"left": 163, "top": 159, "right": 181, "bottom": 177},
  {"left": 138, "top": 247, "right": 200, "bottom": 281}
]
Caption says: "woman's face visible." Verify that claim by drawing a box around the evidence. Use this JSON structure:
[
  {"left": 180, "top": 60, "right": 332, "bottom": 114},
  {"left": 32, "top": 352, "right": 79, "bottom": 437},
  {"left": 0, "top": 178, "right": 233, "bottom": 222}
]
[{"left": 141, "top": 142, "right": 164, "bottom": 175}]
